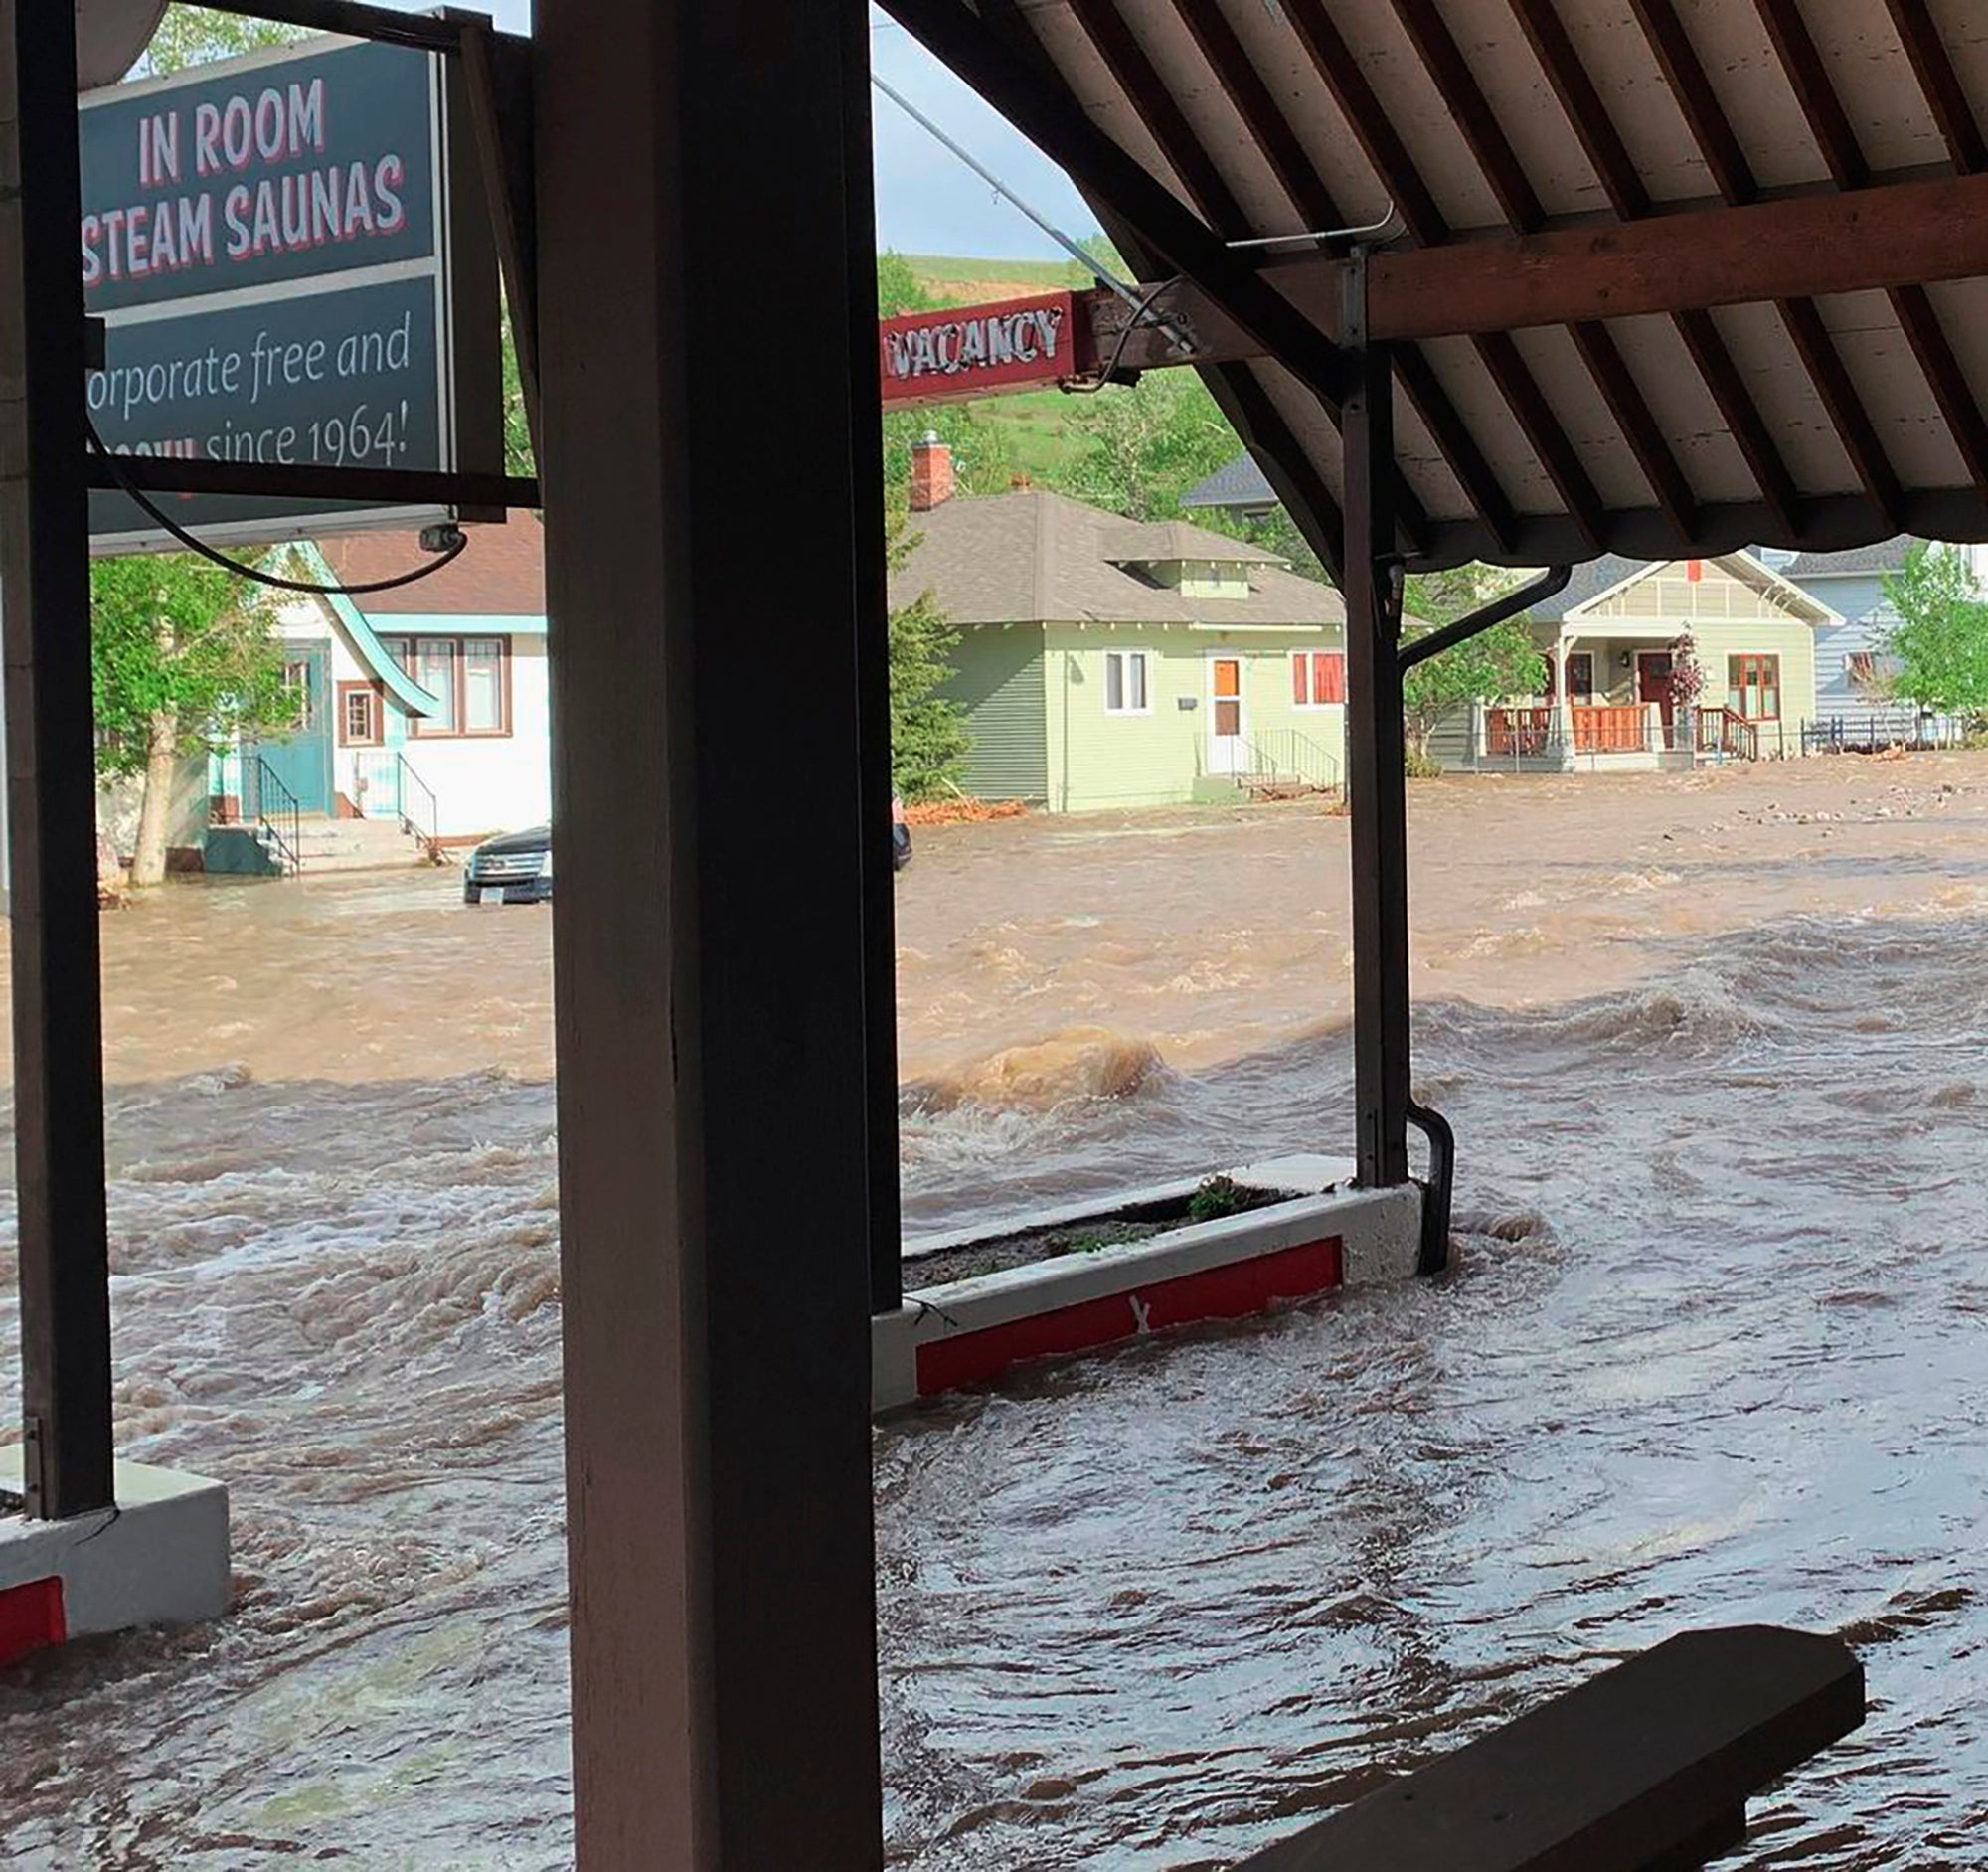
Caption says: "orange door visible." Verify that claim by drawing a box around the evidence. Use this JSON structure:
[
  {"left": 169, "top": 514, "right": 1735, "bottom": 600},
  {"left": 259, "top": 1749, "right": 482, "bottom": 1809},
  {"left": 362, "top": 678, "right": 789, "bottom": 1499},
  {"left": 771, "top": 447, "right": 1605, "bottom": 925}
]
[{"left": 1208, "top": 655, "right": 1245, "bottom": 773}]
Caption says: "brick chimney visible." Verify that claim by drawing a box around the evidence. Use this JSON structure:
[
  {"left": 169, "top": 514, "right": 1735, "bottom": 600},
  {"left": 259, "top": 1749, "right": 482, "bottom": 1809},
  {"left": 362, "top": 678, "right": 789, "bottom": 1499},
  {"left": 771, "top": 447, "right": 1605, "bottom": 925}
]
[{"left": 910, "top": 430, "right": 955, "bottom": 512}]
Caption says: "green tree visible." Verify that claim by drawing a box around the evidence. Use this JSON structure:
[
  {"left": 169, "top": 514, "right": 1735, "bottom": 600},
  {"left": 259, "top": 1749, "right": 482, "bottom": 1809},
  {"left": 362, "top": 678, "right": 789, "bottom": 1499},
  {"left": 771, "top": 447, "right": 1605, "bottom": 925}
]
[
  {"left": 1050, "top": 371, "right": 1240, "bottom": 519},
  {"left": 885, "top": 521, "right": 971, "bottom": 800},
  {"left": 1881, "top": 540, "right": 1988, "bottom": 715},
  {"left": 1400, "top": 612, "right": 1545, "bottom": 768},
  {"left": 138, "top": 6, "right": 302, "bottom": 76},
  {"left": 879, "top": 251, "right": 943, "bottom": 318},
  {"left": 92, "top": 554, "right": 291, "bottom": 886}
]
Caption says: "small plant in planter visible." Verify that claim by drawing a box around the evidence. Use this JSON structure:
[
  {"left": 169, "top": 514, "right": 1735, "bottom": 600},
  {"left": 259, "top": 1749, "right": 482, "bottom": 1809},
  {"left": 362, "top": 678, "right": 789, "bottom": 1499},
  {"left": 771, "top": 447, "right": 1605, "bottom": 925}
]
[{"left": 1187, "top": 1175, "right": 1254, "bottom": 1224}]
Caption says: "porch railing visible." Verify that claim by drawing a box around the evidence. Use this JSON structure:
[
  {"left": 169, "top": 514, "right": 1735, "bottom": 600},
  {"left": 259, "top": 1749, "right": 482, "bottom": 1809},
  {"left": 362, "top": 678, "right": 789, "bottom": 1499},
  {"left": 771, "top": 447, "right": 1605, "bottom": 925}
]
[
  {"left": 1248, "top": 725, "right": 1341, "bottom": 793},
  {"left": 349, "top": 749, "right": 443, "bottom": 859},
  {"left": 1573, "top": 703, "right": 1647, "bottom": 753},
  {"left": 1695, "top": 706, "right": 1759, "bottom": 761},
  {"left": 1484, "top": 705, "right": 1555, "bottom": 757}
]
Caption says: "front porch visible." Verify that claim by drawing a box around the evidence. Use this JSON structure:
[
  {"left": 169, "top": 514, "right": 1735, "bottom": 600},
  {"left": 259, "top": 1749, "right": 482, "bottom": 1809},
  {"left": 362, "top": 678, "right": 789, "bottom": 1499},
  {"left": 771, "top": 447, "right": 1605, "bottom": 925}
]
[
  {"left": 1479, "top": 698, "right": 1760, "bottom": 771},
  {"left": 1478, "top": 622, "right": 1767, "bottom": 770}
]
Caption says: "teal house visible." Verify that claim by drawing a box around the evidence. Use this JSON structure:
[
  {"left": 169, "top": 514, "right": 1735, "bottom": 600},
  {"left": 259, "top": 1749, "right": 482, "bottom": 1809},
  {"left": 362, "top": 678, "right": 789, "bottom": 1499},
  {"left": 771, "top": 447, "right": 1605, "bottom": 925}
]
[{"left": 891, "top": 438, "right": 1347, "bottom": 812}]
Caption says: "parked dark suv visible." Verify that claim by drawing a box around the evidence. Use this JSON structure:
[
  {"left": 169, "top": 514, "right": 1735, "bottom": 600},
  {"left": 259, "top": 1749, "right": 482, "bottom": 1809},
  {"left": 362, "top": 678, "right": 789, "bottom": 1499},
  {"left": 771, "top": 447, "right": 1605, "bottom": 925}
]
[
  {"left": 464, "top": 824, "right": 551, "bottom": 904},
  {"left": 466, "top": 800, "right": 908, "bottom": 906}
]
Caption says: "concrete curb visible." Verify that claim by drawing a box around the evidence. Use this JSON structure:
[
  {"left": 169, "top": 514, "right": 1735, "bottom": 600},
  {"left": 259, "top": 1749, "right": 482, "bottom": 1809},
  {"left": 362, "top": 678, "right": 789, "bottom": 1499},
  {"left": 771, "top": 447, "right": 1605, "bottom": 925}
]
[{"left": 875, "top": 1155, "right": 1422, "bottom": 1412}]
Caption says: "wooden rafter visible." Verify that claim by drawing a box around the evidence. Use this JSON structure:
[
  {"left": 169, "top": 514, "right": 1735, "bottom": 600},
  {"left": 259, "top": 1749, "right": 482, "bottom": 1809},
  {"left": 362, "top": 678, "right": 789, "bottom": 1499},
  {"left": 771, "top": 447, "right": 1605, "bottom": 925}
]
[
  {"left": 883, "top": 0, "right": 1351, "bottom": 412},
  {"left": 1751, "top": 0, "right": 1869, "bottom": 190},
  {"left": 1745, "top": 0, "right": 1979, "bottom": 509},
  {"left": 1288, "top": 0, "right": 1630, "bottom": 548},
  {"left": 1519, "top": 0, "right": 1836, "bottom": 530},
  {"left": 1057, "top": 0, "right": 1353, "bottom": 563},
  {"left": 1163, "top": 0, "right": 1430, "bottom": 552},
  {"left": 1233, "top": 0, "right": 1606, "bottom": 548},
  {"left": 1312, "top": 0, "right": 1686, "bottom": 544},
  {"left": 1883, "top": 0, "right": 1986, "bottom": 174}
]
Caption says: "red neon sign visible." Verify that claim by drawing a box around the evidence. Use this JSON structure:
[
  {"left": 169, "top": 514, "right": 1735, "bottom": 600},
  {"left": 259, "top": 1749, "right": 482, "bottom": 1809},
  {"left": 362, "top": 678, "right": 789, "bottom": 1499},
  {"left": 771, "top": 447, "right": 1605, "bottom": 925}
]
[{"left": 879, "top": 290, "right": 1087, "bottom": 405}]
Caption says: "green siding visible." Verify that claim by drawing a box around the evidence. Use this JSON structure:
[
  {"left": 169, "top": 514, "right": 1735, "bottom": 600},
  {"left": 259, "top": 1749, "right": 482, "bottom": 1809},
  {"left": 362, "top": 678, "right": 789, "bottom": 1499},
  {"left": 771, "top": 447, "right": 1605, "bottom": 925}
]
[
  {"left": 945, "top": 624, "right": 1048, "bottom": 800},
  {"left": 1045, "top": 623, "right": 1344, "bottom": 811}
]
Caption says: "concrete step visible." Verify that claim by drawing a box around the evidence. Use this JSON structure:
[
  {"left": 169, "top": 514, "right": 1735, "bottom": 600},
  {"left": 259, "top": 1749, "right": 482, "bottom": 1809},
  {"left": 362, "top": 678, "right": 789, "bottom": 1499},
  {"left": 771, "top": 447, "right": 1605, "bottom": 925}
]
[{"left": 287, "top": 815, "right": 435, "bottom": 872}]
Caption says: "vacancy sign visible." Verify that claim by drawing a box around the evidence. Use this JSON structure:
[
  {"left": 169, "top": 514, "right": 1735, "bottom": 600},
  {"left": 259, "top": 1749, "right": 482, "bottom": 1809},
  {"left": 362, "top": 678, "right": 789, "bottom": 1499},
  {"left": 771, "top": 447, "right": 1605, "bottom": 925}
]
[
  {"left": 80, "top": 35, "right": 495, "bottom": 552},
  {"left": 879, "top": 291, "right": 1091, "bottom": 405}
]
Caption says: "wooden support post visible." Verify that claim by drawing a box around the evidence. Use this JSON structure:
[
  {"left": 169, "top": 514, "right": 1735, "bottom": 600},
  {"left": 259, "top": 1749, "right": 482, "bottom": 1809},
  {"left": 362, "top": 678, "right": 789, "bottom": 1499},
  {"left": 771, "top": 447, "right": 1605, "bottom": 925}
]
[
  {"left": 537, "top": 0, "right": 884, "bottom": 1863},
  {"left": 1340, "top": 252, "right": 1411, "bottom": 1190},
  {"left": 0, "top": 0, "right": 115, "bottom": 1520}
]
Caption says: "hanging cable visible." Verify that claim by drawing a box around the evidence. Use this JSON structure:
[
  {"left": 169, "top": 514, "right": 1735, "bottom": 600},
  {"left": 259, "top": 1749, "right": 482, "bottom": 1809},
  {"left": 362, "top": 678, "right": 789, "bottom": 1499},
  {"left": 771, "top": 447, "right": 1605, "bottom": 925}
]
[
  {"left": 1064, "top": 272, "right": 1183, "bottom": 393},
  {"left": 85, "top": 419, "right": 470, "bottom": 596}
]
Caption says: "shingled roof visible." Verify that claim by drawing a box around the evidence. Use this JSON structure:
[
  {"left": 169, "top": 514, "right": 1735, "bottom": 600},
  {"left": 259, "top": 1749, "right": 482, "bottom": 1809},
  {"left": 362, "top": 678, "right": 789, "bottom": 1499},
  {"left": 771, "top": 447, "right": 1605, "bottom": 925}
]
[
  {"left": 313, "top": 516, "right": 546, "bottom": 616},
  {"left": 888, "top": 489, "right": 1343, "bottom": 626},
  {"left": 1780, "top": 538, "right": 1915, "bottom": 577}
]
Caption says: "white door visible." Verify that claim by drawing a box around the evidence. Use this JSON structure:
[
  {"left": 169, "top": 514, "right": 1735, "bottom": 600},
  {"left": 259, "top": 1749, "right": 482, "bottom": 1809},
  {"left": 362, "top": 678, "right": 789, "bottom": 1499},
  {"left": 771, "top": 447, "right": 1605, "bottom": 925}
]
[{"left": 1207, "top": 653, "right": 1247, "bottom": 774}]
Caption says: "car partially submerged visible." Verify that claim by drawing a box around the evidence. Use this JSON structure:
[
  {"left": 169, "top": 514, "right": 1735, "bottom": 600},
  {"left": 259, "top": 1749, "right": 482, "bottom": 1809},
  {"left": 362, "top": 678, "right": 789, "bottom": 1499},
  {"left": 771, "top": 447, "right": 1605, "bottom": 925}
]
[
  {"left": 466, "top": 798, "right": 908, "bottom": 906},
  {"left": 464, "top": 824, "right": 551, "bottom": 904}
]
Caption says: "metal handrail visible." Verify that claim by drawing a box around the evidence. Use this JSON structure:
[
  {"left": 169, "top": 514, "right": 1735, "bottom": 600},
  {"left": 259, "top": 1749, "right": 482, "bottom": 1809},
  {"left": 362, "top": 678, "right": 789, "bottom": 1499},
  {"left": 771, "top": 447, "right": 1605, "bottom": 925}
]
[
  {"left": 1241, "top": 726, "right": 1342, "bottom": 792},
  {"left": 248, "top": 755, "right": 303, "bottom": 876},
  {"left": 394, "top": 754, "right": 442, "bottom": 861},
  {"left": 349, "top": 748, "right": 443, "bottom": 859}
]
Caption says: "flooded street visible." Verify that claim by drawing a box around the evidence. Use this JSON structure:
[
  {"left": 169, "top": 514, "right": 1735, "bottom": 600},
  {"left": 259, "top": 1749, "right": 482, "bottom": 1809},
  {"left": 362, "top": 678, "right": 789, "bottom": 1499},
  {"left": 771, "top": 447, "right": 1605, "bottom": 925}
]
[{"left": 6, "top": 754, "right": 1988, "bottom": 1866}]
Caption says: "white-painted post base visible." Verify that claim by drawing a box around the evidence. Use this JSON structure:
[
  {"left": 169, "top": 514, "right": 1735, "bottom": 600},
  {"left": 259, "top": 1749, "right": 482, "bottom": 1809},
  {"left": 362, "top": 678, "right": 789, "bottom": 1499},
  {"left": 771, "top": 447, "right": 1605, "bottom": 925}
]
[{"left": 0, "top": 1448, "right": 229, "bottom": 1664}]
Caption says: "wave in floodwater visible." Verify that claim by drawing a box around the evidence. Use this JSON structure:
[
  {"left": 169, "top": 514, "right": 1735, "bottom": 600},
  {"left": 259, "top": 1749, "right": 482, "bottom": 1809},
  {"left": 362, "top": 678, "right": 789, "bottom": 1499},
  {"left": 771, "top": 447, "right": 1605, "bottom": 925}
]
[{"left": 3, "top": 910, "right": 1988, "bottom": 1866}]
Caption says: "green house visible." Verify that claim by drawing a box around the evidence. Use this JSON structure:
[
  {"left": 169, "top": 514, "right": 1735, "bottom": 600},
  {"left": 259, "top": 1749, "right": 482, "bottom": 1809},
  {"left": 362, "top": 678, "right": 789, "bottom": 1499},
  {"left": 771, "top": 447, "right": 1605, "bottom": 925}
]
[{"left": 890, "top": 442, "right": 1347, "bottom": 812}]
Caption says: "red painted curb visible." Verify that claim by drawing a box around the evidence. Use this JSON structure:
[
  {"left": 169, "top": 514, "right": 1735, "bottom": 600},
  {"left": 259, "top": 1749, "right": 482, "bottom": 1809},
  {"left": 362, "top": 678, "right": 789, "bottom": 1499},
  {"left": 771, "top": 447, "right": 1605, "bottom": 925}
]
[
  {"left": 0, "top": 1577, "right": 66, "bottom": 1668},
  {"left": 915, "top": 1234, "right": 1344, "bottom": 1396}
]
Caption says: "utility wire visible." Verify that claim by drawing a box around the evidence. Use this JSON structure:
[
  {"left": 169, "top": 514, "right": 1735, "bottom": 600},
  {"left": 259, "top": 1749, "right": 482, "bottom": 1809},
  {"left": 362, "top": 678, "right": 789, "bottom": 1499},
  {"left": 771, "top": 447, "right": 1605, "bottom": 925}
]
[{"left": 86, "top": 420, "right": 469, "bottom": 596}]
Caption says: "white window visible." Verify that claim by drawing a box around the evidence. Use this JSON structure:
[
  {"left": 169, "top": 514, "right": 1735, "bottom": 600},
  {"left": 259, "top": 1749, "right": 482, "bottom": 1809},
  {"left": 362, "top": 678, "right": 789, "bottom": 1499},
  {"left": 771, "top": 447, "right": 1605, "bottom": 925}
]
[
  {"left": 463, "top": 637, "right": 507, "bottom": 733},
  {"left": 1104, "top": 649, "right": 1150, "bottom": 714}
]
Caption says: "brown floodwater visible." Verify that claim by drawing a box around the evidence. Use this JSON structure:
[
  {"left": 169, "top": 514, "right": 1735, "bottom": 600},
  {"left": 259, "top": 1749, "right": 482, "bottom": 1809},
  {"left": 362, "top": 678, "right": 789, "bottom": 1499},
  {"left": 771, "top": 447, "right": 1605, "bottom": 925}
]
[{"left": 5, "top": 753, "right": 1988, "bottom": 1866}]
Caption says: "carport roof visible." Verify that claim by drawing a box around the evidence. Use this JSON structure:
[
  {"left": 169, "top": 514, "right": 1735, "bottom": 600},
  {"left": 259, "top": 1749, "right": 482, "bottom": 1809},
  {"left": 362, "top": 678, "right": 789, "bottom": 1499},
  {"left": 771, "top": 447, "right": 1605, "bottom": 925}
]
[{"left": 885, "top": 0, "right": 1988, "bottom": 575}]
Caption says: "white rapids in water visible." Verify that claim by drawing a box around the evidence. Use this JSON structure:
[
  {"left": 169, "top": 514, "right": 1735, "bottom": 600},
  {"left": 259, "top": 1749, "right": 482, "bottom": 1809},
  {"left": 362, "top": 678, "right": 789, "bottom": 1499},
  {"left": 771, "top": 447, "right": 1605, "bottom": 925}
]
[{"left": 7, "top": 756, "right": 1988, "bottom": 1866}]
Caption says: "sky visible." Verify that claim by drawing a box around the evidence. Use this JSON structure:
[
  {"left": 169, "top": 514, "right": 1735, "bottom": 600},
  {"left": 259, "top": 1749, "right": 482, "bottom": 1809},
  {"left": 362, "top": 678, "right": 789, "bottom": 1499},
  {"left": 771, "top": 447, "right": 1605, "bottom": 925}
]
[{"left": 369, "top": 0, "right": 1092, "bottom": 260}]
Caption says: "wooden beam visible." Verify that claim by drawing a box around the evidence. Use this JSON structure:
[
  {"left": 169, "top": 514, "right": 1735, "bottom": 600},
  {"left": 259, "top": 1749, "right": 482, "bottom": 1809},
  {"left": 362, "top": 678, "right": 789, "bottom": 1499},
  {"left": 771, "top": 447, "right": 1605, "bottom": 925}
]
[
  {"left": 1883, "top": 0, "right": 1985, "bottom": 174},
  {"left": 1080, "top": 171, "right": 1988, "bottom": 367},
  {"left": 1238, "top": 1626, "right": 1863, "bottom": 1870},
  {"left": 1291, "top": 172, "right": 1988, "bottom": 342}
]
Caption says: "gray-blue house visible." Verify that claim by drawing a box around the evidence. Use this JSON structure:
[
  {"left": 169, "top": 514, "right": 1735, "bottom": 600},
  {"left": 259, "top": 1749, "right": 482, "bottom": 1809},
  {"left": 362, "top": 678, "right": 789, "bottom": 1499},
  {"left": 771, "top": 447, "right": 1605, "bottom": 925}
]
[{"left": 1773, "top": 539, "right": 1957, "bottom": 746}]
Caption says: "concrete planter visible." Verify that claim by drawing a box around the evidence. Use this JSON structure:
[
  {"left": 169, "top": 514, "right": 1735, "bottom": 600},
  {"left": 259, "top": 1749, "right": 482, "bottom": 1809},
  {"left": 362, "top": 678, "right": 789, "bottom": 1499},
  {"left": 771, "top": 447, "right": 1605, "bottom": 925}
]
[{"left": 874, "top": 1153, "right": 1421, "bottom": 1412}]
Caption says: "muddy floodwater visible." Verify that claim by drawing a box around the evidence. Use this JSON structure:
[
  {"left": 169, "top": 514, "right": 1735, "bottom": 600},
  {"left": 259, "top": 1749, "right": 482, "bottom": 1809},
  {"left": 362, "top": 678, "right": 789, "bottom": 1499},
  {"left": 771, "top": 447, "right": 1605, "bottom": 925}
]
[{"left": 6, "top": 754, "right": 1988, "bottom": 1866}]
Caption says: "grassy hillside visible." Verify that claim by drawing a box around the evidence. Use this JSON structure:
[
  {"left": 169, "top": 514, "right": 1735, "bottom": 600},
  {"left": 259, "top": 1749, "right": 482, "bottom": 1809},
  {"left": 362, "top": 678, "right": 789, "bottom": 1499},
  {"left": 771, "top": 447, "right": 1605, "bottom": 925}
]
[{"left": 899, "top": 252, "right": 1092, "bottom": 303}]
